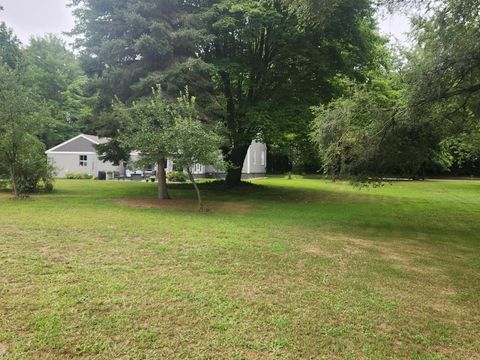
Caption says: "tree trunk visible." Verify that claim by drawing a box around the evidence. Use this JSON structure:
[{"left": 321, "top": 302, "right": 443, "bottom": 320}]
[
  {"left": 157, "top": 159, "right": 170, "bottom": 200},
  {"left": 9, "top": 163, "right": 19, "bottom": 198},
  {"left": 220, "top": 70, "right": 252, "bottom": 188},
  {"left": 225, "top": 144, "right": 250, "bottom": 187},
  {"left": 186, "top": 167, "right": 204, "bottom": 212}
]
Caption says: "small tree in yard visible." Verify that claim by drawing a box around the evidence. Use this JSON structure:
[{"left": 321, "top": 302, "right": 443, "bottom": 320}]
[
  {"left": 116, "top": 88, "right": 173, "bottom": 200},
  {"left": 167, "top": 93, "right": 224, "bottom": 212},
  {"left": 0, "top": 65, "right": 54, "bottom": 197},
  {"left": 117, "top": 87, "right": 224, "bottom": 208}
]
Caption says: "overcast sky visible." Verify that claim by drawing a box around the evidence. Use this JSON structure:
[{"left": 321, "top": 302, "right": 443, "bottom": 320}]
[{"left": 0, "top": 0, "right": 412, "bottom": 46}]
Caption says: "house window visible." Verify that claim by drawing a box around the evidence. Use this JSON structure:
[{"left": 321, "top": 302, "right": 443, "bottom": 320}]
[
  {"left": 261, "top": 151, "right": 265, "bottom": 166},
  {"left": 194, "top": 164, "right": 202, "bottom": 174},
  {"left": 252, "top": 150, "right": 257, "bottom": 165},
  {"left": 79, "top": 155, "right": 88, "bottom": 167}
]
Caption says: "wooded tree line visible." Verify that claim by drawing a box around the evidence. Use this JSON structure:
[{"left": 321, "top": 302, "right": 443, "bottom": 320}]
[
  {"left": 1, "top": 0, "right": 479, "bottom": 196},
  {"left": 312, "top": 0, "right": 480, "bottom": 180},
  {"left": 0, "top": 24, "right": 86, "bottom": 195}
]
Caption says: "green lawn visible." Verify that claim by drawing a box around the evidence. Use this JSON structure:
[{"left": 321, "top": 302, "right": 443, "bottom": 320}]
[{"left": 1, "top": 177, "right": 479, "bottom": 359}]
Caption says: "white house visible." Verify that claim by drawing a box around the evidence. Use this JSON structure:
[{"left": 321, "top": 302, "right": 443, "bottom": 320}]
[
  {"left": 190, "top": 140, "right": 267, "bottom": 179},
  {"left": 46, "top": 134, "right": 267, "bottom": 179},
  {"left": 46, "top": 134, "right": 124, "bottom": 178}
]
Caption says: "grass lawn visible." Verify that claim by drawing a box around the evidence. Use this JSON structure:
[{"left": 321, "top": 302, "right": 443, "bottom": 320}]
[{"left": 1, "top": 177, "right": 479, "bottom": 359}]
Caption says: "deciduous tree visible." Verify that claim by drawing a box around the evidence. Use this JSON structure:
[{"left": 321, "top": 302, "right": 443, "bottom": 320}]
[
  {"left": 115, "top": 87, "right": 173, "bottom": 200},
  {"left": 23, "top": 35, "right": 89, "bottom": 148},
  {"left": 0, "top": 65, "right": 54, "bottom": 196},
  {"left": 312, "top": 0, "right": 480, "bottom": 180},
  {"left": 0, "top": 22, "right": 21, "bottom": 69},
  {"left": 166, "top": 92, "right": 224, "bottom": 211}
]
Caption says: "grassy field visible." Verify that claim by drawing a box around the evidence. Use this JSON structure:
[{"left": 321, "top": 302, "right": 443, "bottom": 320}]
[{"left": 0, "top": 177, "right": 479, "bottom": 359}]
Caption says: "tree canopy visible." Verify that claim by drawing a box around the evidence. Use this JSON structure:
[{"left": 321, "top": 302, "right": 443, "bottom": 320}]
[
  {"left": 0, "top": 22, "right": 22, "bottom": 69},
  {"left": 165, "top": 92, "right": 225, "bottom": 211},
  {"left": 311, "top": 0, "right": 480, "bottom": 181},
  {"left": 0, "top": 64, "right": 54, "bottom": 196},
  {"left": 115, "top": 87, "right": 224, "bottom": 204},
  {"left": 70, "top": 0, "right": 386, "bottom": 185},
  {"left": 23, "top": 35, "right": 90, "bottom": 148}
]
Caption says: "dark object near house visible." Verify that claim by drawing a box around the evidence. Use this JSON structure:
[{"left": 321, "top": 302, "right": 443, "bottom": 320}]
[
  {"left": 97, "top": 171, "right": 106, "bottom": 180},
  {"left": 131, "top": 174, "right": 144, "bottom": 181}
]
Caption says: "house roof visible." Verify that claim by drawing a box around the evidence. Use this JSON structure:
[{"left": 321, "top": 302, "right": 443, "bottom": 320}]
[
  {"left": 45, "top": 134, "right": 111, "bottom": 154},
  {"left": 82, "top": 134, "right": 111, "bottom": 145}
]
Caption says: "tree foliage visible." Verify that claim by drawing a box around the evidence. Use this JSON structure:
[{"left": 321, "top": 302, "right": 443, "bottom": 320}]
[
  {"left": 115, "top": 87, "right": 173, "bottom": 200},
  {"left": 0, "top": 19, "right": 91, "bottom": 151},
  {"left": 312, "top": 0, "right": 480, "bottom": 180},
  {"left": 405, "top": 0, "right": 480, "bottom": 118},
  {"left": 70, "top": 0, "right": 385, "bottom": 184},
  {"left": 166, "top": 92, "right": 225, "bottom": 211},
  {"left": 23, "top": 35, "right": 92, "bottom": 148},
  {"left": 116, "top": 87, "right": 224, "bottom": 205},
  {"left": 311, "top": 81, "right": 445, "bottom": 180},
  {"left": 0, "top": 65, "right": 54, "bottom": 196},
  {"left": 0, "top": 22, "right": 22, "bottom": 69}
]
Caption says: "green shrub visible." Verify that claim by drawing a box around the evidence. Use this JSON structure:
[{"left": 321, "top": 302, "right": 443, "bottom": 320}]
[
  {"left": 16, "top": 153, "right": 56, "bottom": 193},
  {"left": 166, "top": 171, "right": 187, "bottom": 182},
  {"left": 65, "top": 172, "right": 94, "bottom": 180},
  {"left": 43, "top": 181, "right": 54, "bottom": 192},
  {"left": 0, "top": 178, "right": 8, "bottom": 190},
  {"left": 0, "top": 133, "right": 56, "bottom": 195}
]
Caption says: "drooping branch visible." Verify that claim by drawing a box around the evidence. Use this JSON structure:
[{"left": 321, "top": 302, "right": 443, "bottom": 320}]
[{"left": 414, "top": 83, "right": 480, "bottom": 107}]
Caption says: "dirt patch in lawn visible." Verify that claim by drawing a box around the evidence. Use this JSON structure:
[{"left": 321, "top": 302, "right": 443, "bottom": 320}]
[
  {"left": 118, "top": 198, "right": 195, "bottom": 209},
  {"left": 39, "top": 245, "right": 70, "bottom": 263},
  {"left": 0, "top": 342, "right": 8, "bottom": 355},
  {"left": 303, "top": 245, "right": 330, "bottom": 257},
  {"left": 210, "top": 201, "right": 251, "bottom": 214},
  {"left": 117, "top": 198, "right": 251, "bottom": 214}
]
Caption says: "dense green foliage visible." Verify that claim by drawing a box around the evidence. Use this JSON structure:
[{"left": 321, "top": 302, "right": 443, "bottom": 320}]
[
  {"left": 0, "top": 21, "right": 85, "bottom": 194},
  {"left": 311, "top": 0, "right": 480, "bottom": 180},
  {"left": 0, "top": 22, "right": 21, "bottom": 69},
  {"left": 23, "top": 35, "right": 91, "bottom": 148},
  {"left": 405, "top": 0, "right": 480, "bottom": 175},
  {"left": 166, "top": 171, "right": 187, "bottom": 183},
  {"left": 115, "top": 87, "right": 224, "bottom": 204},
  {"left": 0, "top": 18, "right": 92, "bottom": 150},
  {"left": 0, "top": 65, "right": 55, "bottom": 196},
  {"left": 166, "top": 92, "right": 225, "bottom": 210}
]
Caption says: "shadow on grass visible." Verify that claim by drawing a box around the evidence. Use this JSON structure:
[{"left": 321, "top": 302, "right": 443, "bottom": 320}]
[{"left": 184, "top": 180, "right": 336, "bottom": 202}]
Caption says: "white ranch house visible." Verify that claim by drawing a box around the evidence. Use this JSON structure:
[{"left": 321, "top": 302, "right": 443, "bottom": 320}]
[{"left": 46, "top": 134, "right": 267, "bottom": 179}]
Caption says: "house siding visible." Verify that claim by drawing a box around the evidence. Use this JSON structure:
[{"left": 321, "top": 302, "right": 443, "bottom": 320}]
[
  {"left": 48, "top": 153, "right": 123, "bottom": 178},
  {"left": 244, "top": 141, "right": 267, "bottom": 176},
  {"left": 189, "top": 140, "right": 267, "bottom": 179},
  {"left": 51, "top": 137, "right": 98, "bottom": 153}
]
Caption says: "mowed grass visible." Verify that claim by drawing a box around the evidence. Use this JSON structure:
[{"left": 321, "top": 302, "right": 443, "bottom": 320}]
[{"left": 0, "top": 177, "right": 479, "bottom": 359}]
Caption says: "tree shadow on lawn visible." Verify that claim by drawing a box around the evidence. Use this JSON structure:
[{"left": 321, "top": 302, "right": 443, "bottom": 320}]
[
  {"left": 117, "top": 197, "right": 252, "bottom": 215},
  {"left": 167, "top": 180, "right": 372, "bottom": 205},
  {"left": 113, "top": 180, "right": 373, "bottom": 218}
]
